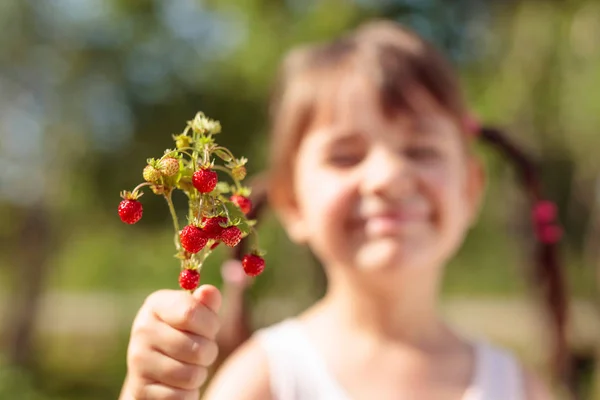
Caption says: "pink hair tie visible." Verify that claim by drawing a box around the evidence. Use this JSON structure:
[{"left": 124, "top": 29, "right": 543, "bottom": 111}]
[
  {"left": 536, "top": 224, "right": 563, "bottom": 244},
  {"left": 532, "top": 200, "right": 562, "bottom": 244},
  {"left": 532, "top": 200, "right": 557, "bottom": 224},
  {"left": 463, "top": 113, "right": 481, "bottom": 137}
]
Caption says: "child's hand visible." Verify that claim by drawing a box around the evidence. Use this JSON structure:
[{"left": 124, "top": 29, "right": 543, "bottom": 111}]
[
  {"left": 121, "top": 285, "right": 221, "bottom": 400},
  {"left": 221, "top": 260, "right": 252, "bottom": 289}
]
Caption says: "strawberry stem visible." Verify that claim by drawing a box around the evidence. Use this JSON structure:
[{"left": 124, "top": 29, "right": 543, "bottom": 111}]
[
  {"left": 221, "top": 202, "right": 232, "bottom": 223},
  {"left": 176, "top": 150, "right": 196, "bottom": 171},
  {"left": 203, "top": 146, "right": 210, "bottom": 166},
  {"left": 131, "top": 182, "right": 153, "bottom": 195},
  {"left": 196, "top": 247, "right": 213, "bottom": 271},
  {"left": 169, "top": 148, "right": 197, "bottom": 170},
  {"left": 192, "top": 130, "right": 200, "bottom": 173},
  {"left": 173, "top": 146, "right": 195, "bottom": 153},
  {"left": 212, "top": 165, "right": 241, "bottom": 191},
  {"left": 249, "top": 226, "right": 261, "bottom": 253},
  {"left": 164, "top": 192, "right": 181, "bottom": 250},
  {"left": 196, "top": 196, "right": 204, "bottom": 225}
]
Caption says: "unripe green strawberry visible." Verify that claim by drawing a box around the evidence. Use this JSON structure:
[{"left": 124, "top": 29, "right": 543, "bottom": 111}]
[
  {"left": 231, "top": 165, "right": 246, "bottom": 180},
  {"left": 158, "top": 157, "right": 179, "bottom": 177},
  {"left": 173, "top": 134, "right": 192, "bottom": 149},
  {"left": 151, "top": 185, "right": 166, "bottom": 195},
  {"left": 143, "top": 165, "right": 161, "bottom": 183}
]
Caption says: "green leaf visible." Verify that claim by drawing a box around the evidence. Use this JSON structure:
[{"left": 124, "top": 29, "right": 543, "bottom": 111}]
[
  {"left": 236, "top": 219, "right": 252, "bottom": 236},
  {"left": 224, "top": 201, "right": 247, "bottom": 224},
  {"left": 180, "top": 166, "right": 193, "bottom": 178},
  {"left": 224, "top": 201, "right": 253, "bottom": 235},
  {"left": 214, "top": 149, "right": 233, "bottom": 162}
]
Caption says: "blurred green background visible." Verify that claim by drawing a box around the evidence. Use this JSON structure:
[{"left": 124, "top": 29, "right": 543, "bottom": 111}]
[{"left": 0, "top": 0, "right": 599, "bottom": 399}]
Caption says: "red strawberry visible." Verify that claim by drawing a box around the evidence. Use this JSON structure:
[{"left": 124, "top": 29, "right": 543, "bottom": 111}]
[
  {"left": 220, "top": 226, "right": 242, "bottom": 247},
  {"left": 118, "top": 199, "right": 143, "bottom": 224},
  {"left": 242, "top": 254, "right": 265, "bottom": 277},
  {"left": 202, "top": 216, "right": 228, "bottom": 239},
  {"left": 179, "top": 269, "right": 200, "bottom": 291},
  {"left": 230, "top": 195, "right": 252, "bottom": 215},
  {"left": 210, "top": 241, "right": 220, "bottom": 250},
  {"left": 158, "top": 157, "right": 180, "bottom": 177},
  {"left": 179, "top": 225, "right": 208, "bottom": 253},
  {"left": 192, "top": 168, "right": 218, "bottom": 193}
]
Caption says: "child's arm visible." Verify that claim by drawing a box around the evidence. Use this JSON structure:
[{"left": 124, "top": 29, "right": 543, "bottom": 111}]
[
  {"left": 119, "top": 286, "right": 222, "bottom": 400},
  {"left": 202, "top": 338, "right": 272, "bottom": 400},
  {"left": 213, "top": 260, "right": 253, "bottom": 369},
  {"left": 523, "top": 369, "right": 556, "bottom": 400}
]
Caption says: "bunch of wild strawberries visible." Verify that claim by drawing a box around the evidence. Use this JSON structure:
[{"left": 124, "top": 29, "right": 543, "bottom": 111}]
[{"left": 118, "top": 112, "right": 266, "bottom": 292}]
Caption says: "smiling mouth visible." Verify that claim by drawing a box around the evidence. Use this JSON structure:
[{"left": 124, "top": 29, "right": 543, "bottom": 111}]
[{"left": 356, "top": 212, "right": 430, "bottom": 236}]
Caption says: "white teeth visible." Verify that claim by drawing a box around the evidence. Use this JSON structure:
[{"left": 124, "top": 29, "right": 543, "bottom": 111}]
[{"left": 362, "top": 214, "right": 428, "bottom": 237}]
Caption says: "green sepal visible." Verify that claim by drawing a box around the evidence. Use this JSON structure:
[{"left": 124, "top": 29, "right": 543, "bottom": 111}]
[
  {"left": 212, "top": 181, "right": 231, "bottom": 196},
  {"left": 234, "top": 186, "right": 252, "bottom": 197}
]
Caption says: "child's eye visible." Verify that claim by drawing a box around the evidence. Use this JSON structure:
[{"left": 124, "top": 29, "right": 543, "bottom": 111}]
[
  {"left": 326, "top": 152, "right": 364, "bottom": 167},
  {"left": 405, "top": 146, "right": 441, "bottom": 161}
]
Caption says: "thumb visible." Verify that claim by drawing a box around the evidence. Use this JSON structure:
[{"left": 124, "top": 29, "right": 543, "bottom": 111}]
[{"left": 192, "top": 284, "right": 222, "bottom": 314}]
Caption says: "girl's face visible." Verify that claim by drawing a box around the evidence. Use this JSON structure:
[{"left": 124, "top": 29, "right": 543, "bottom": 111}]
[{"left": 280, "top": 73, "right": 484, "bottom": 280}]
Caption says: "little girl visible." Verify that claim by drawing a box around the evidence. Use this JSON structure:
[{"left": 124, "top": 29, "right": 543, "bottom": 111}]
[{"left": 121, "top": 20, "right": 567, "bottom": 399}]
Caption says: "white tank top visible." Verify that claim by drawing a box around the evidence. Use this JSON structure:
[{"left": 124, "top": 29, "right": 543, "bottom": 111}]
[{"left": 255, "top": 319, "right": 525, "bottom": 400}]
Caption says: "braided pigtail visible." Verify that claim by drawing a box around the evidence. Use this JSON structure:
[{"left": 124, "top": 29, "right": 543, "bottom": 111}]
[{"left": 469, "top": 121, "right": 570, "bottom": 388}]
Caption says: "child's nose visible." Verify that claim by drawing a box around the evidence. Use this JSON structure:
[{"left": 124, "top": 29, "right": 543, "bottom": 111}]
[{"left": 360, "top": 148, "right": 413, "bottom": 199}]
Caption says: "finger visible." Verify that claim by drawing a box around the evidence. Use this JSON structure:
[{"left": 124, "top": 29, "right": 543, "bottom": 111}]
[
  {"left": 150, "top": 321, "right": 219, "bottom": 366},
  {"left": 147, "top": 290, "right": 220, "bottom": 339},
  {"left": 129, "top": 379, "right": 199, "bottom": 400},
  {"left": 131, "top": 345, "right": 208, "bottom": 391},
  {"left": 192, "top": 284, "right": 222, "bottom": 314}
]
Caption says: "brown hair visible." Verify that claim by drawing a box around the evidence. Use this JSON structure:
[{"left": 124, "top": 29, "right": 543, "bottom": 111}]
[
  {"left": 267, "top": 20, "right": 468, "bottom": 209},
  {"left": 245, "top": 19, "right": 571, "bottom": 389}
]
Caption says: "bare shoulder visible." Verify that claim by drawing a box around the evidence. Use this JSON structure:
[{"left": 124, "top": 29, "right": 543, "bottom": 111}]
[
  {"left": 202, "top": 337, "right": 272, "bottom": 400},
  {"left": 522, "top": 368, "right": 556, "bottom": 400}
]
